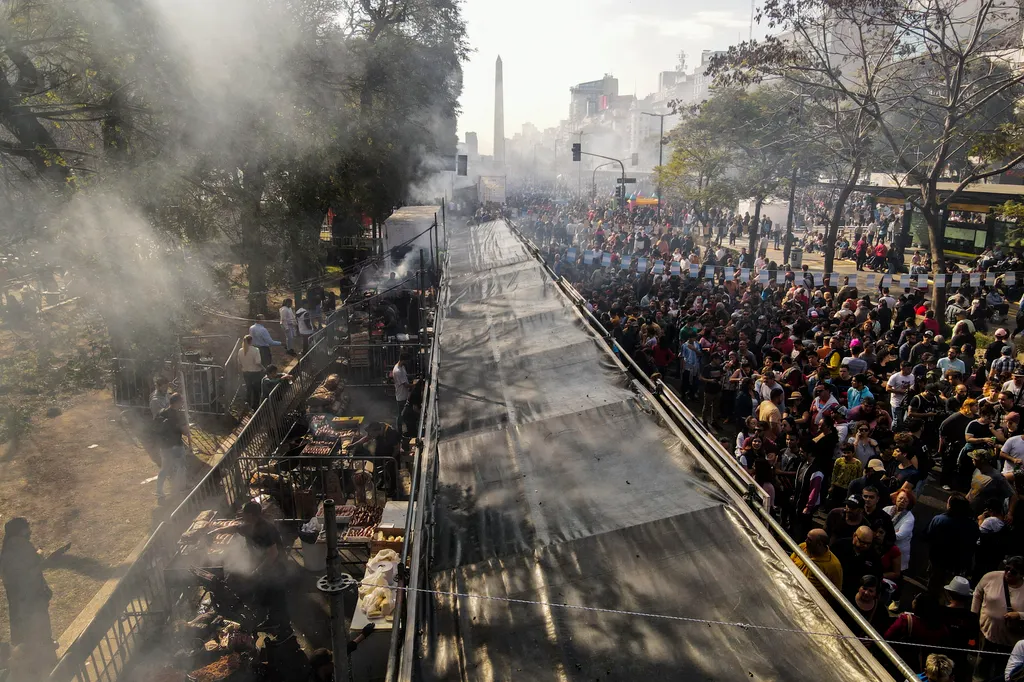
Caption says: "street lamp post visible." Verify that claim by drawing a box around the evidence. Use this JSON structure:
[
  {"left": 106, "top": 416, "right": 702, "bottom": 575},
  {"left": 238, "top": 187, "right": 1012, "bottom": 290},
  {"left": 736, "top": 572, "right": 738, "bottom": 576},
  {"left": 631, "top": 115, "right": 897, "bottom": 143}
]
[
  {"left": 641, "top": 111, "right": 668, "bottom": 223},
  {"left": 592, "top": 161, "right": 615, "bottom": 198}
]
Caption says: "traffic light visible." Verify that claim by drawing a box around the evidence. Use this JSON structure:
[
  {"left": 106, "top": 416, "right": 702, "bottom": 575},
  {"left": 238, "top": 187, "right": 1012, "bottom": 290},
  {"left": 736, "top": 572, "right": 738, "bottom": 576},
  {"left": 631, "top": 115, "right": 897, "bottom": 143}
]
[
  {"left": 572, "top": 143, "right": 581, "bottom": 162},
  {"left": 457, "top": 154, "right": 468, "bottom": 176}
]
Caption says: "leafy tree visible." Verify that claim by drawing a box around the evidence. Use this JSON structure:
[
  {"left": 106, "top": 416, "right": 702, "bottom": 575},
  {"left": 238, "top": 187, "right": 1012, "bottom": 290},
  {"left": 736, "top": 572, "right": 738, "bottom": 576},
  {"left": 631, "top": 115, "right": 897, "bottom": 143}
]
[
  {"left": 655, "top": 118, "right": 735, "bottom": 227},
  {"left": 682, "top": 86, "right": 808, "bottom": 266},
  {"left": 714, "top": 0, "right": 1024, "bottom": 315}
]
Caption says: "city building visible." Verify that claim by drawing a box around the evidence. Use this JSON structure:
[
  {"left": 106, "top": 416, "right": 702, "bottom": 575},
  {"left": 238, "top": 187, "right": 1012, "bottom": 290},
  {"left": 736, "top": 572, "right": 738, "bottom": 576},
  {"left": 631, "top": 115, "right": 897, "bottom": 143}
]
[{"left": 569, "top": 75, "right": 619, "bottom": 123}]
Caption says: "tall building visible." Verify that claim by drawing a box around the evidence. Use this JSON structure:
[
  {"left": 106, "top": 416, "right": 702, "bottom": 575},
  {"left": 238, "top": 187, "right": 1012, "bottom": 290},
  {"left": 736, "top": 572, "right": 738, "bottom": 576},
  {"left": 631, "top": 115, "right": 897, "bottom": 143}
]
[
  {"left": 494, "top": 56, "right": 505, "bottom": 167},
  {"left": 569, "top": 75, "right": 618, "bottom": 123}
]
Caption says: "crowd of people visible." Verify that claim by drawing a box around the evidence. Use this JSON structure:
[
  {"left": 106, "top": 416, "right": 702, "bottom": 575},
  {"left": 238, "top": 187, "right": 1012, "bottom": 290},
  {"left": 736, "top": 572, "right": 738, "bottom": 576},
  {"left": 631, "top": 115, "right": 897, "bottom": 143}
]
[{"left": 508, "top": 193, "right": 1024, "bottom": 682}]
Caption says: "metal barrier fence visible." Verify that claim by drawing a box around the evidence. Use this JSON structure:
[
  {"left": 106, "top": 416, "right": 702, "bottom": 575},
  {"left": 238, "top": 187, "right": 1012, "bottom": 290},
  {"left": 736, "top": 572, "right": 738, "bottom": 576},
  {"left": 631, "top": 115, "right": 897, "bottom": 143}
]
[
  {"left": 338, "top": 343, "right": 426, "bottom": 387},
  {"left": 111, "top": 358, "right": 230, "bottom": 416},
  {"left": 236, "top": 455, "right": 399, "bottom": 520},
  {"left": 49, "top": 251, "right": 444, "bottom": 682},
  {"left": 388, "top": 207, "right": 448, "bottom": 681},
  {"left": 48, "top": 316, "right": 343, "bottom": 682}
]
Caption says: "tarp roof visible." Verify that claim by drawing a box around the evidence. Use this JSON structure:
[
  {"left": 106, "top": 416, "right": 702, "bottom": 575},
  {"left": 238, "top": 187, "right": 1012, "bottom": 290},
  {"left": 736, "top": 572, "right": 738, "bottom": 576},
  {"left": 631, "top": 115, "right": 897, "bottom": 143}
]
[{"left": 422, "top": 219, "right": 893, "bottom": 681}]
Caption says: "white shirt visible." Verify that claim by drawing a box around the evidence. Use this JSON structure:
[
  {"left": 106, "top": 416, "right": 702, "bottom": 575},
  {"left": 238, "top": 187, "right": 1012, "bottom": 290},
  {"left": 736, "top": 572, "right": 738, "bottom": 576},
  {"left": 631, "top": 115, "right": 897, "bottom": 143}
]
[
  {"left": 295, "top": 308, "right": 314, "bottom": 335},
  {"left": 880, "top": 295, "right": 897, "bottom": 309},
  {"left": 279, "top": 305, "right": 297, "bottom": 329},
  {"left": 392, "top": 362, "right": 410, "bottom": 402},
  {"left": 1001, "top": 436, "right": 1024, "bottom": 475},
  {"left": 1003, "top": 379, "right": 1024, "bottom": 397},
  {"left": 237, "top": 344, "right": 264, "bottom": 373},
  {"left": 1005, "top": 639, "right": 1024, "bottom": 681},
  {"left": 884, "top": 505, "right": 914, "bottom": 571},
  {"left": 810, "top": 394, "right": 839, "bottom": 422},
  {"left": 886, "top": 372, "right": 915, "bottom": 408}
]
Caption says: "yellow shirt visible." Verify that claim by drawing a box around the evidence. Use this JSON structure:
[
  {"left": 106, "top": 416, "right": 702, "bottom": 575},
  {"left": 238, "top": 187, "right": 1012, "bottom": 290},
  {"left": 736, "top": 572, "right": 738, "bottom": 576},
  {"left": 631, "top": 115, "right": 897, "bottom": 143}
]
[
  {"left": 791, "top": 542, "right": 843, "bottom": 596},
  {"left": 831, "top": 457, "right": 864, "bottom": 490}
]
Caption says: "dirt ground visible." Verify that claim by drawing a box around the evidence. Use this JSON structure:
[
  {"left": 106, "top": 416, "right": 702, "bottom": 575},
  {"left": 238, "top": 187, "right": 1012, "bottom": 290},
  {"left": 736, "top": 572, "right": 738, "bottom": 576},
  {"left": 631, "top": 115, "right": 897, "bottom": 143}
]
[
  {"left": 0, "top": 390, "right": 159, "bottom": 645},
  {"left": 0, "top": 276, "right": 346, "bottom": 652}
]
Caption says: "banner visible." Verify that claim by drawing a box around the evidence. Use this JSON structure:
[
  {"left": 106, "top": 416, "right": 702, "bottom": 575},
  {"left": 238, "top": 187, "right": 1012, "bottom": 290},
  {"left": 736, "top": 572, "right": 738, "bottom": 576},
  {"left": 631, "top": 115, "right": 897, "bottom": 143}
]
[
  {"left": 652, "top": 261, "right": 665, "bottom": 275},
  {"left": 689, "top": 263, "right": 699, "bottom": 278},
  {"left": 670, "top": 261, "right": 681, "bottom": 276},
  {"left": 601, "top": 251, "right": 612, "bottom": 267},
  {"left": 705, "top": 266, "right": 715, "bottom": 279},
  {"left": 620, "top": 255, "right": 632, "bottom": 270},
  {"left": 583, "top": 250, "right": 594, "bottom": 265}
]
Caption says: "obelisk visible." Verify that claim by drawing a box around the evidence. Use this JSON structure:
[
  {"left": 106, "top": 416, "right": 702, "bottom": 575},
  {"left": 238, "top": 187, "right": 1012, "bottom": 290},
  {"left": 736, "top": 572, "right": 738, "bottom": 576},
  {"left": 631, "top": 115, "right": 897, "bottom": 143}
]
[{"left": 494, "top": 55, "right": 505, "bottom": 167}]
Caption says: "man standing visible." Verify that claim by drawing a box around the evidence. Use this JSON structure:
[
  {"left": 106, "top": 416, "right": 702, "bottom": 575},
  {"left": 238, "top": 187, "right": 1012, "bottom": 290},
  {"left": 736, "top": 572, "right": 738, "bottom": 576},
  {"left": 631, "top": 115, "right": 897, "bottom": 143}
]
[
  {"left": 149, "top": 376, "right": 171, "bottom": 418},
  {"left": 294, "top": 301, "right": 315, "bottom": 355},
  {"left": 937, "top": 347, "right": 966, "bottom": 377},
  {"left": 249, "top": 314, "right": 281, "bottom": 367},
  {"left": 831, "top": 525, "right": 883, "bottom": 598},
  {"left": 887, "top": 361, "right": 916, "bottom": 429},
  {"left": 392, "top": 353, "right": 411, "bottom": 437},
  {"left": 155, "top": 393, "right": 191, "bottom": 501},
  {"left": 791, "top": 529, "right": 843, "bottom": 595},
  {"left": 700, "top": 354, "right": 725, "bottom": 426},
  {"left": 0, "top": 518, "right": 59, "bottom": 678},
  {"left": 208, "top": 502, "right": 290, "bottom": 635},
  {"left": 925, "top": 493, "right": 979, "bottom": 594},
  {"left": 756, "top": 387, "right": 784, "bottom": 436},
  {"left": 279, "top": 298, "right": 298, "bottom": 357},
  {"left": 972, "top": 557, "right": 1024, "bottom": 682}
]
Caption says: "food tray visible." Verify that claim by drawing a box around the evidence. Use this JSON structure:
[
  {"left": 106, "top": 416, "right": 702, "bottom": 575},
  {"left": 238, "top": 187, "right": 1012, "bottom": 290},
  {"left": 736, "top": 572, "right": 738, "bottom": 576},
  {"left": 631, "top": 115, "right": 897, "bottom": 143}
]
[
  {"left": 350, "top": 505, "right": 383, "bottom": 528},
  {"left": 341, "top": 525, "right": 374, "bottom": 543}
]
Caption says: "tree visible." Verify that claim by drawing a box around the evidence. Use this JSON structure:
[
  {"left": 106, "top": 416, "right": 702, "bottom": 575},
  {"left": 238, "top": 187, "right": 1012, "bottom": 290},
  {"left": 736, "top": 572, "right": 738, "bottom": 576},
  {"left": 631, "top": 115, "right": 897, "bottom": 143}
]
[
  {"left": 714, "top": 0, "right": 1024, "bottom": 317},
  {"left": 656, "top": 117, "right": 735, "bottom": 226},
  {"left": 681, "top": 86, "right": 808, "bottom": 266}
]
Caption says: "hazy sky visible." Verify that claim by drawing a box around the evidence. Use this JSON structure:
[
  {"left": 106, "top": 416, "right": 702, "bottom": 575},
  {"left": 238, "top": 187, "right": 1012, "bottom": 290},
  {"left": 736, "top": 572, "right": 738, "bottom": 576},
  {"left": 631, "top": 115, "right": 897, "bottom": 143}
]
[{"left": 457, "top": 0, "right": 762, "bottom": 155}]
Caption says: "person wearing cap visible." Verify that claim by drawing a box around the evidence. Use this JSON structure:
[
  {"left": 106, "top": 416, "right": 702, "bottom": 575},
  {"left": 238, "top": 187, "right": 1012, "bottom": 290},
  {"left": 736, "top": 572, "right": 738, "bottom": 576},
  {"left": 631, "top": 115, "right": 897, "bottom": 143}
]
[
  {"left": 849, "top": 460, "right": 886, "bottom": 499},
  {"left": 887, "top": 361, "right": 917, "bottom": 430},
  {"left": 967, "top": 445, "right": 1014, "bottom": 517},
  {"left": 985, "top": 328, "right": 1013, "bottom": 372},
  {"left": 825, "top": 493, "right": 867, "bottom": 544},
  {"left": 993, "top": 345, "right": 1022, "bottom": 379},
  {"left": 1003, "top": 368, "right": 1024, "bottom": 402},
  {"left": 910, "top": 330, "right": 939, "bottom": 366},
  {"left": 938, "top": 576, "right": 979, "bottom": 674},
  {"left": 973, "top": 557, "right": 1024, "bottom": 680}
]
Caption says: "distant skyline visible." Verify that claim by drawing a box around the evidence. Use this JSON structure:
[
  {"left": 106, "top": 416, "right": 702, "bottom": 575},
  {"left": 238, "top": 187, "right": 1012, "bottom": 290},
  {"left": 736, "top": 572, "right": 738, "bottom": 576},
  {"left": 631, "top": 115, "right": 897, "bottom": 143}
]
[{"left": 456, "top": 0, "right": 767, "bottom": 155}]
